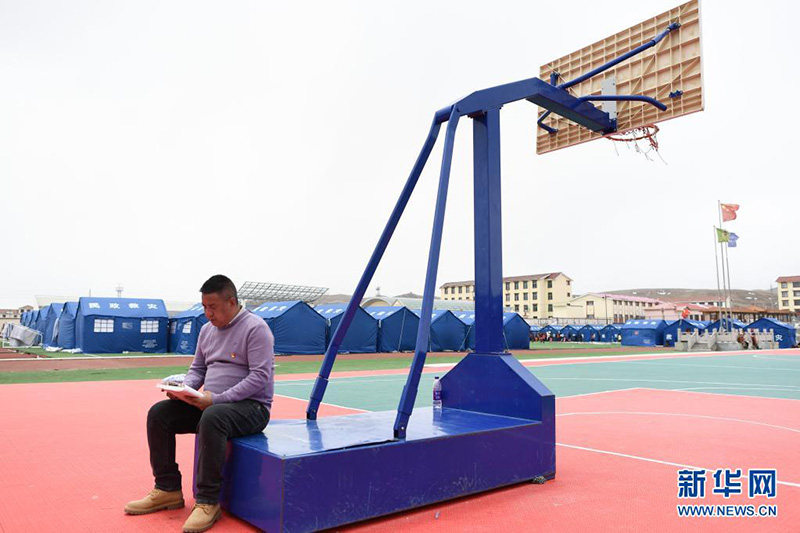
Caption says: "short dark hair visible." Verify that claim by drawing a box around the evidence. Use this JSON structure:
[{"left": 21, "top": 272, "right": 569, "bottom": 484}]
[{"left": 200, "top": 275, "right": 238, "bottom": 302}]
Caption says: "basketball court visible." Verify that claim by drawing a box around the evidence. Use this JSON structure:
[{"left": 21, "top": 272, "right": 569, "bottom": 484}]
[
  {"left": 3, "top": 1, "right": 794, "bottom": 531},
  {"left": 0, "top": 348, "right": 797, "bottom": 532}
]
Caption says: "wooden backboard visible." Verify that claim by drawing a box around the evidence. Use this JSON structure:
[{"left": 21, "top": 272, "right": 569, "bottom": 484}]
[{"left": 537, "top": 0, "right": 703, "bottom": 154}]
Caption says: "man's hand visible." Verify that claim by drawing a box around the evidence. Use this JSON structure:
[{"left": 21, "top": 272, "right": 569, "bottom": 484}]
[{"left": 185, "top": 390, "right": 213, "bottom": 411}]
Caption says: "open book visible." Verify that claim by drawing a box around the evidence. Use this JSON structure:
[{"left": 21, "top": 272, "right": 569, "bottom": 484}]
[
  {"left": 156, "top": 382, "right": 204, "bottom": 399},
  {"left": 157, "top": 373, "right": 203, "bottom": 401}
]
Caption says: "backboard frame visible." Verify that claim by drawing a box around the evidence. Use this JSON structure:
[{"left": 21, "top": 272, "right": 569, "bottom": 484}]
[{"left": 536, "top": 0, "right": 703, "bottom": 154}]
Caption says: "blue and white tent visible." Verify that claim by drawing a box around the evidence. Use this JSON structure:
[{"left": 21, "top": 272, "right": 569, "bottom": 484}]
[
  {"left": 366, "top": 306, "right": 419, "bottom": 352},
  {"left": 43, "top": 303, "right": 64, "bottom": 347},
  {"left": 169, "top": 303, "right": 208, "bottom": 355},
  {"left": 412, "top": 309, "right": 468, "bottom": 352},
  {"left": 560, "top": 325, "right": 580, "bottom": 341},
  {"left": 454, "top": 312, "right": 475, "bottom": 351},
  {"left": 254, "top": 301, "right": 327, "bottom": 355},
  {"left": 748, "top": 317, "right": 797, "bottom": 349},
  {"left": 578, "top": 324, "right": 600, "bottom": 342},
  {"left": 503, "top": 312, "right": 530, "bottom": 349},
  {"left": 75, "top": 297, "right": 168, "bottom": 354},
  {"left": 707, "top": 318, "right": 747, "bottom": 332},
  {"left": 27, "top": 310, "right": 39, "bottom": 330},
  {"left": 20, "top": 311, "right": 29, "bottom": 327},
  {"left": 315, "top": 304, "right": 378, "bottom": 354},
  {"left": 599, "top": 324, "right": 622, "bottom": 342},
  {"left": 621, "top": 319, "right": 667, "bottom": 346},
  {"left": 456, "top": 312, "right": 529, "bottom": 351},
  {"left": 35, "top": 306, "right": 50, "bottom": 336},
  {"left": 56, "top": 302, "right": 79, "bottom": 349},
  {"left": 663, "top": 319, "right": 706, "bottom": 346},
  {"left": 529, "top": 325, "right": 542, "bottom": 334},
  {"left": 539, "top": 324, "right": 558, "bottom": 338}
]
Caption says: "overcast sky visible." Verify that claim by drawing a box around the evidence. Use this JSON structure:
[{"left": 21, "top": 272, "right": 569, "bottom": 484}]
[{"left": 1, "top": 0, "right": 798, "bottom": 309}]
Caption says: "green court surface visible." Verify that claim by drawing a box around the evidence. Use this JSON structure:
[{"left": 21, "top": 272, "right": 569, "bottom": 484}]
[{"left": 274, "top": 353, "right": 800, "bottom": 412}]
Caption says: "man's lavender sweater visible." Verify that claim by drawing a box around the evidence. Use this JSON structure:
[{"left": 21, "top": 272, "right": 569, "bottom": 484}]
[{"left": 184, "top": 309, "right": 274, "bottom": 411}]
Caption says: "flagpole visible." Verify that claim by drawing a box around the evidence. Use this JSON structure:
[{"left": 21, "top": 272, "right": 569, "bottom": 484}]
[
  {"left": 724, "top": 238, "right": 733, "bottom": 328},
  {"left": 717, "top": 200, "right": 731, "bottom": 330},
  {"left": 713, "top": 225, "right": 723, "bottom": 324}
]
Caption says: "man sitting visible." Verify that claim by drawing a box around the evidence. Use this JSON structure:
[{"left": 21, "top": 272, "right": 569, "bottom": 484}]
[{"left": 125, "top": 275, "right": 274, "bottom": 533}]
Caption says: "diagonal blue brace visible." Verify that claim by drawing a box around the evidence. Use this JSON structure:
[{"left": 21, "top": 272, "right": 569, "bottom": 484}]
[
  {"left": 393, "top": 107, "right": 461, "bottom": 439},
  {"left": 306, "top": 116, "right": 443, "bottom": 420}
]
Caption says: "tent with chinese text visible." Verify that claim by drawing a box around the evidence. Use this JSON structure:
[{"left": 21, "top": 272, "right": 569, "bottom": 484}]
[
  {"left": 74, "top": 297, "right": 169, "bottom": 354},
  {"left": 663, "top": 319, "right": 706, "bottom": 347},
  {"left": 747, "top": 317, "right": 796, "bottom": 349}
]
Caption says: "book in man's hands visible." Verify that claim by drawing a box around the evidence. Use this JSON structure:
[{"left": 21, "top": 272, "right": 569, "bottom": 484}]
[{"left": 157, "top": 373, "right": 203, "bottom": 400}]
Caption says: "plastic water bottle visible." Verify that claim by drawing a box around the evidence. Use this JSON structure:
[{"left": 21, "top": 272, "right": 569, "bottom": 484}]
[{"left": 432, "top": 376, "right": 442, "bottom": 410}]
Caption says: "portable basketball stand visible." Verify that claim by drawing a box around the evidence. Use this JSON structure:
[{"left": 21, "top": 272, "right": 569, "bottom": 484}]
[{"left": 212, "top": 10, "right": 700, "bottom": 532}]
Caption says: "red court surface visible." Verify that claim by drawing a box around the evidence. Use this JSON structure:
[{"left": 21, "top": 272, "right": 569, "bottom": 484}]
[{"left": 0, "top": 380, "right": 798, "bottom": 531}]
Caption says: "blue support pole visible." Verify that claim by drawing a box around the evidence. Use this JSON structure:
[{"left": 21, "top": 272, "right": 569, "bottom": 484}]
[
  {"left": 393, "top": 107, "right": 461, "bottom": 439},
  {"left": 306, "top": 117, "right": 443, "bottom": 420},
  {"left": 559, "top": 23, "right": 680, "bottom": 91},
  {"left": 472, "top": 108, "right": 505, "bottom": 354}
]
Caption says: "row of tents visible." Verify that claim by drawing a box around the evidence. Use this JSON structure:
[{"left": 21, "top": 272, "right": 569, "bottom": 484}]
[
  {"left": 530, "top": 323, "right": 623, "bottom": 343},
  {"left": 617, "top": 318, "right": 798, "bottom": 349},
  {"left": 20, "top": 300, "right": 797, "bottom": 355},
  {"left": 19, "top": 299, "right": 532, "bottom": 355}
]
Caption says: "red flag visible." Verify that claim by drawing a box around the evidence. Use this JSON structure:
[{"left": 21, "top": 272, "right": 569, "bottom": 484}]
[
  {"left": 681, "top": 308, "right": 690, "bottom": 319},
  {"left": 721, "top": 203, "right": 739, "bottom": 222}
]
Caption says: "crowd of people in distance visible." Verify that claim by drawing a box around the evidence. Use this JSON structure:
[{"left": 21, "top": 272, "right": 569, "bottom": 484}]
[{"left": 529, "top": 331, "right": 621, "bottom": 343}]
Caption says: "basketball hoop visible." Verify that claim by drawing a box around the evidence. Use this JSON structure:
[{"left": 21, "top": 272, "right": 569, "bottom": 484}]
[{"left": 605, "top": 124, "right": 666, "bottom": 163}]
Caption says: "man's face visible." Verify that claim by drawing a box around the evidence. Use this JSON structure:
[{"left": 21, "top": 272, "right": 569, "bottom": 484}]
[{"left": 202, "top": 292, "right": 238, "bottom": 328}]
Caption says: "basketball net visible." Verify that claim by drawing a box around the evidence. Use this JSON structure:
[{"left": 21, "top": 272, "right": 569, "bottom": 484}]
[{"left": 605, "top": 124, "right": 666, "bottom": 164}]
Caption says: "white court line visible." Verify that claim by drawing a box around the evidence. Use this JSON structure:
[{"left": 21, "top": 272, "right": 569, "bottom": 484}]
[
  {"left": 556, "top": 411, "right": 800, "bottom": 434},
  {"left": 676, "top": 386, "right": 800, "bottom": 393},
  {"left": 542, "top": 377, "right": 800, "bottom": 390},
  {"left": 558, "top": 388, "right": 644, "bottom": 399},
  {"left": 273, "top": 394, "right": 369, "bottom": 414},
  {"left": 624, "top": 361, "right": 800, "bottom": 372},
  {"left": 642, "top": 387, "right": 800, "bottom": 402},
  {"left": 555, "top": 443, "right": 800, "bottom": 489},
  {"left": 422, "top": 350, "right": 741, "bottom": 369},
  {"left": 753, "top": 354, "right": 800, "bottom": 363}
]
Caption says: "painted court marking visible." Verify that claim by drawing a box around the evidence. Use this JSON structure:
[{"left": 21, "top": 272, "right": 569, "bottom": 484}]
[
  {"left": 541, "top": 377, "right": 800, "bottom": 389},
  {"left": 626, "top": 360, "right": 800, "bottom": 372},
  {"left": 555, "top": 443, "right": 800, "bottom": 489},
  {"left": 556, "top": 411, "right": 800, "bottom": 434},
  {"left": 274, "top": 393, "right": 369, "bottom": 414}
]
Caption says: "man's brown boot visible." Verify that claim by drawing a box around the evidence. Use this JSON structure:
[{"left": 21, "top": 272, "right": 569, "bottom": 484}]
[
  {"left": 183, "top": 503, "right": 222, "bottom": 533},
  {"left": 124, "top": 488, "right": 185, "bottom": 515}
]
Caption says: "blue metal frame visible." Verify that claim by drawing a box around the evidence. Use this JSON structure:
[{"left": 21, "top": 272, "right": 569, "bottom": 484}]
[
  {"left": 306, "top": 117, "right": 442, "bottom": 420},
  {"left": 216, "top": 19, "right": 686, "bottom": 533},
  {"left": 537, "top": 22, "right": 680, "bottom": 133},
  {"left": 307, "top": 18, "right": 682, "bottom": 436}
]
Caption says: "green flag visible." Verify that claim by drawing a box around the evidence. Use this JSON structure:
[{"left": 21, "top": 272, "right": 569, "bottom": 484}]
[{"left": 716, "top": 227, "right": 730, "bottom": 243}]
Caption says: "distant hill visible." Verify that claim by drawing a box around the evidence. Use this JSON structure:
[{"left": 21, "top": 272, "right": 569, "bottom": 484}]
[{"left": 603, "top": 288, "right": 778, "bottom": 308}]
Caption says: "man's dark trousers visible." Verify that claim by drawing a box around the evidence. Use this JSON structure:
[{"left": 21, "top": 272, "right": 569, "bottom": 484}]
[{"left": 147, "top": 398, "right": 269, "bottom": 503}]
